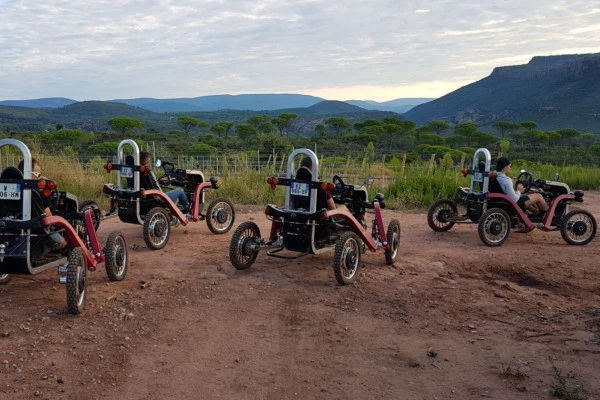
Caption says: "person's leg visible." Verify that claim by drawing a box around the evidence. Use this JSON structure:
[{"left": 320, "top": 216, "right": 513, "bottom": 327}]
[
  {"left": 166, "top": 188, "right": 189, "bottom": 208},
  {"left": 524, "top": 193, "right": 548, "bottom": 214}
]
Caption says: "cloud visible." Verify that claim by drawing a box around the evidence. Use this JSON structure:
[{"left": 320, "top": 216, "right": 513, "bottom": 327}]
[{"left": 0, "top": 0, "right": 599, "bottom": 101}]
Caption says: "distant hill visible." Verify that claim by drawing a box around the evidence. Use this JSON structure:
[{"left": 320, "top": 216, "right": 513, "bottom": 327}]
[
  {"left": 345, "top": 98, "right": 434, "bottom": 113},
  {"left": 0, "top": 100, "right": 398, "bottom": 134},
  {"left": 0, "top": 97, "right": 77, "bottom": 108},
  {"left": 404, "top": 53, "right": 600, "bottom": 133},
  {"left": 110, "top": 94, "right": 326, "bottom": 112},
  {"left": 306, "top": 100, "right": 366, "bottom": 114},
  {"left": 0, "top": 94, "right": 435, "bottom": 114}
]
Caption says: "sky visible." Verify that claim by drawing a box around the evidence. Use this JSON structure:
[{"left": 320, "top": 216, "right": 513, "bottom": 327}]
[{"left": 1, "top": 0, "right": 599, "bottom": 102}]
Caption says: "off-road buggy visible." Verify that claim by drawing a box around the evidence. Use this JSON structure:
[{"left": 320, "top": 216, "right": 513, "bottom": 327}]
[
  {"left": 0, "top": 139, "right": 129, "bottom": 314},
  {"left": 229, "top": 149, "right": 401, "bottom": 285},
  {"left": 427, "top": 148, "right": 597, "bottom": 246},
  {"left": 102, "top": 139, "right": 235, "bottom": 250}
]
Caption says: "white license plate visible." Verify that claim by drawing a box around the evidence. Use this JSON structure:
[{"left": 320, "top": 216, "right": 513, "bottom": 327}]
[
  {"left": 0, "top": 183, "right": 21, "bottom": 200},
  {"left": 120, "top": 166, "right": 134, "bottom": 178},
  {"left": 290, "top": 182, "right": 310, "bottom": 196},
  {"left": 473, "top": 172, "right": 483, "bottom": 182}
]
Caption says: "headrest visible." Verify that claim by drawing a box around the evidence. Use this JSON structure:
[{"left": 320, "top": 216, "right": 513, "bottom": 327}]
[{"left": 1, "top": 166, "right": 24, "bottom": 179}]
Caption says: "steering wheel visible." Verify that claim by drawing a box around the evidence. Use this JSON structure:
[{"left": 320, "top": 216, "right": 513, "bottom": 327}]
[
  {"left": 516, "top": 171, "right": 533, "bottom": 193},
  {"left": 332, "top": 175, "right": 345, "bottom": 189}
]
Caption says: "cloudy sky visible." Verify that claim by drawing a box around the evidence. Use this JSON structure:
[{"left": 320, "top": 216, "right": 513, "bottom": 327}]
[{"left": 0, "top": 0, "right": 599, "bottom": 102}]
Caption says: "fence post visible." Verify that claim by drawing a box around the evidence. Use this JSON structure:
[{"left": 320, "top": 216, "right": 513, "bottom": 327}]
[
  {"left": 401, "top": 154, "right": 407, "bottom": 178},
  {"left": 459, "top": 153, "right": 466, "bottom": 170},
  {"left": 344, "top": 154, "right": 351, "bottom": 178},
  {"left": 428, "top": 154, "right": 436, "bottom": 175},
  {"left": 279, "top": 154, "right": 285, "bottom": 173},
  {"left": 381, "top": 154, "right": 386, "bottom": 187}
]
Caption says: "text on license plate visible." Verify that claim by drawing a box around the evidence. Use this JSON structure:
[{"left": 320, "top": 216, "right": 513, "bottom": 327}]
[
  {"left": 473, "top": 172, "right": 483, "bottom": 182},
  {"left": 120, "top": 166, "right": 134, "bottom": 178},
  {"left": 290, "top": 182, "right": 310, "bottom": 196},
  {"left": 0, "top": 183, "right": 21, "bottom": 200}
]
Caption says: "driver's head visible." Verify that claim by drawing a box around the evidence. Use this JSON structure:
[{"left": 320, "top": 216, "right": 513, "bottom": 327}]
[
  {"left": 140, "top": 152, "right": 152, "bottom": 168},
  {"left": 17, "top": 158, "right": 42, "bottom": 179},
  {"left": 495, "top": 157, "right": 511, "bottom": 173},
  {"left": 300, "top": 156, "right": 312, "bottom": 171}
]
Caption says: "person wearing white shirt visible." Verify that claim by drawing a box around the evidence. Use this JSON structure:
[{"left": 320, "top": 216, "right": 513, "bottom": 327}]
[{"left": 495, "top": 157, "right": 549, "bottom": 215}]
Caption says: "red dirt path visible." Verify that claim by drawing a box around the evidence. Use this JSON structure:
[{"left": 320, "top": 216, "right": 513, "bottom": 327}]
[{"left": 1, "top": 195, "right": 600, "bottom": 399}]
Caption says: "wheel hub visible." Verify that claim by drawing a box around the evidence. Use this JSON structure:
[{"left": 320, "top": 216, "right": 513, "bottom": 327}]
[
  {"left": 153, "top": 220, "right": 166, "bottom": 236},
  {"left": 345, "top": 250, "right": 357, "bottom": 269},
  {"left": 571, "top": 221, "right": 588, "bottom": 236},
  {"left": 437, "top": 210, "right": 450, "bottom": 223},
  {"left": 489, "top": 221, "right": 503, "bottom": 235},
  {"left": 216, "top": 209, "right": 229, "bottom": 224},
  {"left": 241, "top": 237, "right": 256, "bottom": 256}
]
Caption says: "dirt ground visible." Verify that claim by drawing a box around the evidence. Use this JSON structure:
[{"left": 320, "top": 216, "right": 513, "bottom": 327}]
[{"left": 1, "top": 195, "right": 600, "bottom": 400}]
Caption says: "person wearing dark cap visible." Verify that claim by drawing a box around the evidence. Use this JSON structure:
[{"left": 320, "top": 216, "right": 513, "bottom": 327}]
[{"left": 495, "top": 157, "right": 549, "bottom": 214}]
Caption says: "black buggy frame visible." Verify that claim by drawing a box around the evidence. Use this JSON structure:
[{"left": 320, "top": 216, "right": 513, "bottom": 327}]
[
  {"left": 427, "top": 148, "right": 597, "bottom": 246},
  {"left": 102, "top": 139, "right": 235, "bottom": 250},
  {"left": 0, "top": 139, "right": 128, "bottom": 314},
  {"left": 229, "top": 148, "right": 401, "bottom": 285}
]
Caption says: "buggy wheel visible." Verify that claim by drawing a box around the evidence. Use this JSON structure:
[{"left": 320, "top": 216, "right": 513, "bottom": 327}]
[
  {"left": 143, "top": 207, "right": 171, "bottom": 250},
  {"left": 206, "top": 198, "right": 235, "bottom": 234},
  {"left": 385, "top": 219, "right": 401, "bottom": 265},
  {"left": 0, "top": 274, "right": 10, "bottom": 284},
  {"left": 79, "top": 200, "right": 101, "bottom": 231},
  {"left": 104, "top": 231, "right": 128, "bottom": 281},
  {"left": 560, "top": 209, "right": 597, "bottom": 245},
  {"left": 427, "top": 199, "right": 457, "bottom": 232},
  {"left": 333, "top": 231, "right": 362, "bottom": 285},
  {"left": 66, "top": 247, "right": 87, "bottom": 315},
  {"left": 229, "top": 221, "right": 260, "bottom": 270},
  {"left": 478, "top": 208, "right": 511, "bottom": 247}
]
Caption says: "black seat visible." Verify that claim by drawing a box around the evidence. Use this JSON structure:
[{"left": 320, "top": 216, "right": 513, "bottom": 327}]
[
  {"left": 488, "top": 178, "right": 504, "bottom": 194},
  {"left": 1, "top": 166, "right": 23, "bottom": 180}
]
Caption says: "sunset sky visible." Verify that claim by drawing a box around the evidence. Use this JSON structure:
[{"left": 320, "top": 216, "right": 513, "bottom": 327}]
[{"left": 1, "top": 0, "right": 598, "bottom": 102}]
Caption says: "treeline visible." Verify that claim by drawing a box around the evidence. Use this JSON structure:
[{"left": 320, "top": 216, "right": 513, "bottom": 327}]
[{"left": 2, "top": 114, "right": 599, "bottom": 167}]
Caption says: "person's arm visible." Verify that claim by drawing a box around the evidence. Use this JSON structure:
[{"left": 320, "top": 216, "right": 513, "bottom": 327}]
[{"left": 497, "top": 175, "right": 521, "bottom": 202}]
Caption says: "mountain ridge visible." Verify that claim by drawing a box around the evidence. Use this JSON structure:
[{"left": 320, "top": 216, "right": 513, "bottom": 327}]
[
  {"left": 0, "top": 94, "right": 432, "bottom": 114},
  {"left": 404, "top": 52, "right": 600, "bottom": 132}
]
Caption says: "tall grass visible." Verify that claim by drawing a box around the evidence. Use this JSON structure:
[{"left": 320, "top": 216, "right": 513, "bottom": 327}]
[
  {"left": 6, "top": 152, "right": 599, "bottom": 212},
  {"left": 36, "top": 155, "right": 115, "bottom": 209}
]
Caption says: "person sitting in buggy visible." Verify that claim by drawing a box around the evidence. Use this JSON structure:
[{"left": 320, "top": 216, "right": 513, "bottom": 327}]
[
  {"left": 295, "top": 156, "right": 354, "bottom": 215},
  {"left": 17, "top": 158, "right": 67, "bottom": 250},
  {"left": 138, "top": 151, "right": 191, "bottom": 214},
  {"left": 494, "top": 157, "right": 549, "bottom": 215}
]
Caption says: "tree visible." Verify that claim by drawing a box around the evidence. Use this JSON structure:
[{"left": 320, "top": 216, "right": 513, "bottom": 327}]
[
  {"left": 248, "top": 115, "right": 270, "bottom": 128},
  {"left": 210, "top": 121, "right": 234, "bottom": 138},
  {"left": 426, "top": 120, "right": 450, "bottom": 135},
  {"left": 108, "top": 117, "right": 145, "bottom": 134},
  {"left": 419, "top": 133, "right": 445, "bottom": 146},
  {"left": 177, "top": 116, "right": 208, "bottom": 134},
  {"left": 492, "top": 121, "right": 519, "bottom": 138},
  {"left": 56, "top": 123, "right": 64, "bottom": 131},
  {"left": 558, "top": 128, "right": 580, "bottom": 146},
  {"left": 520, "top": 121, "right": 537, "bottom": 131},
  {"left": 325, "top": 117, "right": 351, "bottom": 135},
  {"left": 272, "top": 113, "right": 297, "bottom": 136},
  {"left": 315, "top": 124, "right": 326, "bottom": 137},
  {"left": 454, "top": 123, "right": 478, "bottom": 145},
  {"left": 235, "top": 124, "right": 258, "bottom": 141}
]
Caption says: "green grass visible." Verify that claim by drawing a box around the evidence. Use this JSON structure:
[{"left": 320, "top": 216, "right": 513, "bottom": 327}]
[{"left": 10, "top": 153, "right": 600, "bottom": 211}]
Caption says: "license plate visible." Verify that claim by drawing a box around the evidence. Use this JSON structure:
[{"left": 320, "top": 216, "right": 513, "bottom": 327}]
[
  {"left": 473, "top": 172, "right": 483, "bottom": 182},
  {"left": 120, "top": 166, "right": 134, "bottom": 178},
  {"left": 290, "top": 182, "right": 309, "bottom": 196},
  {"left": 0, "top": 183, "right": 21, "bottom": 200}
]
